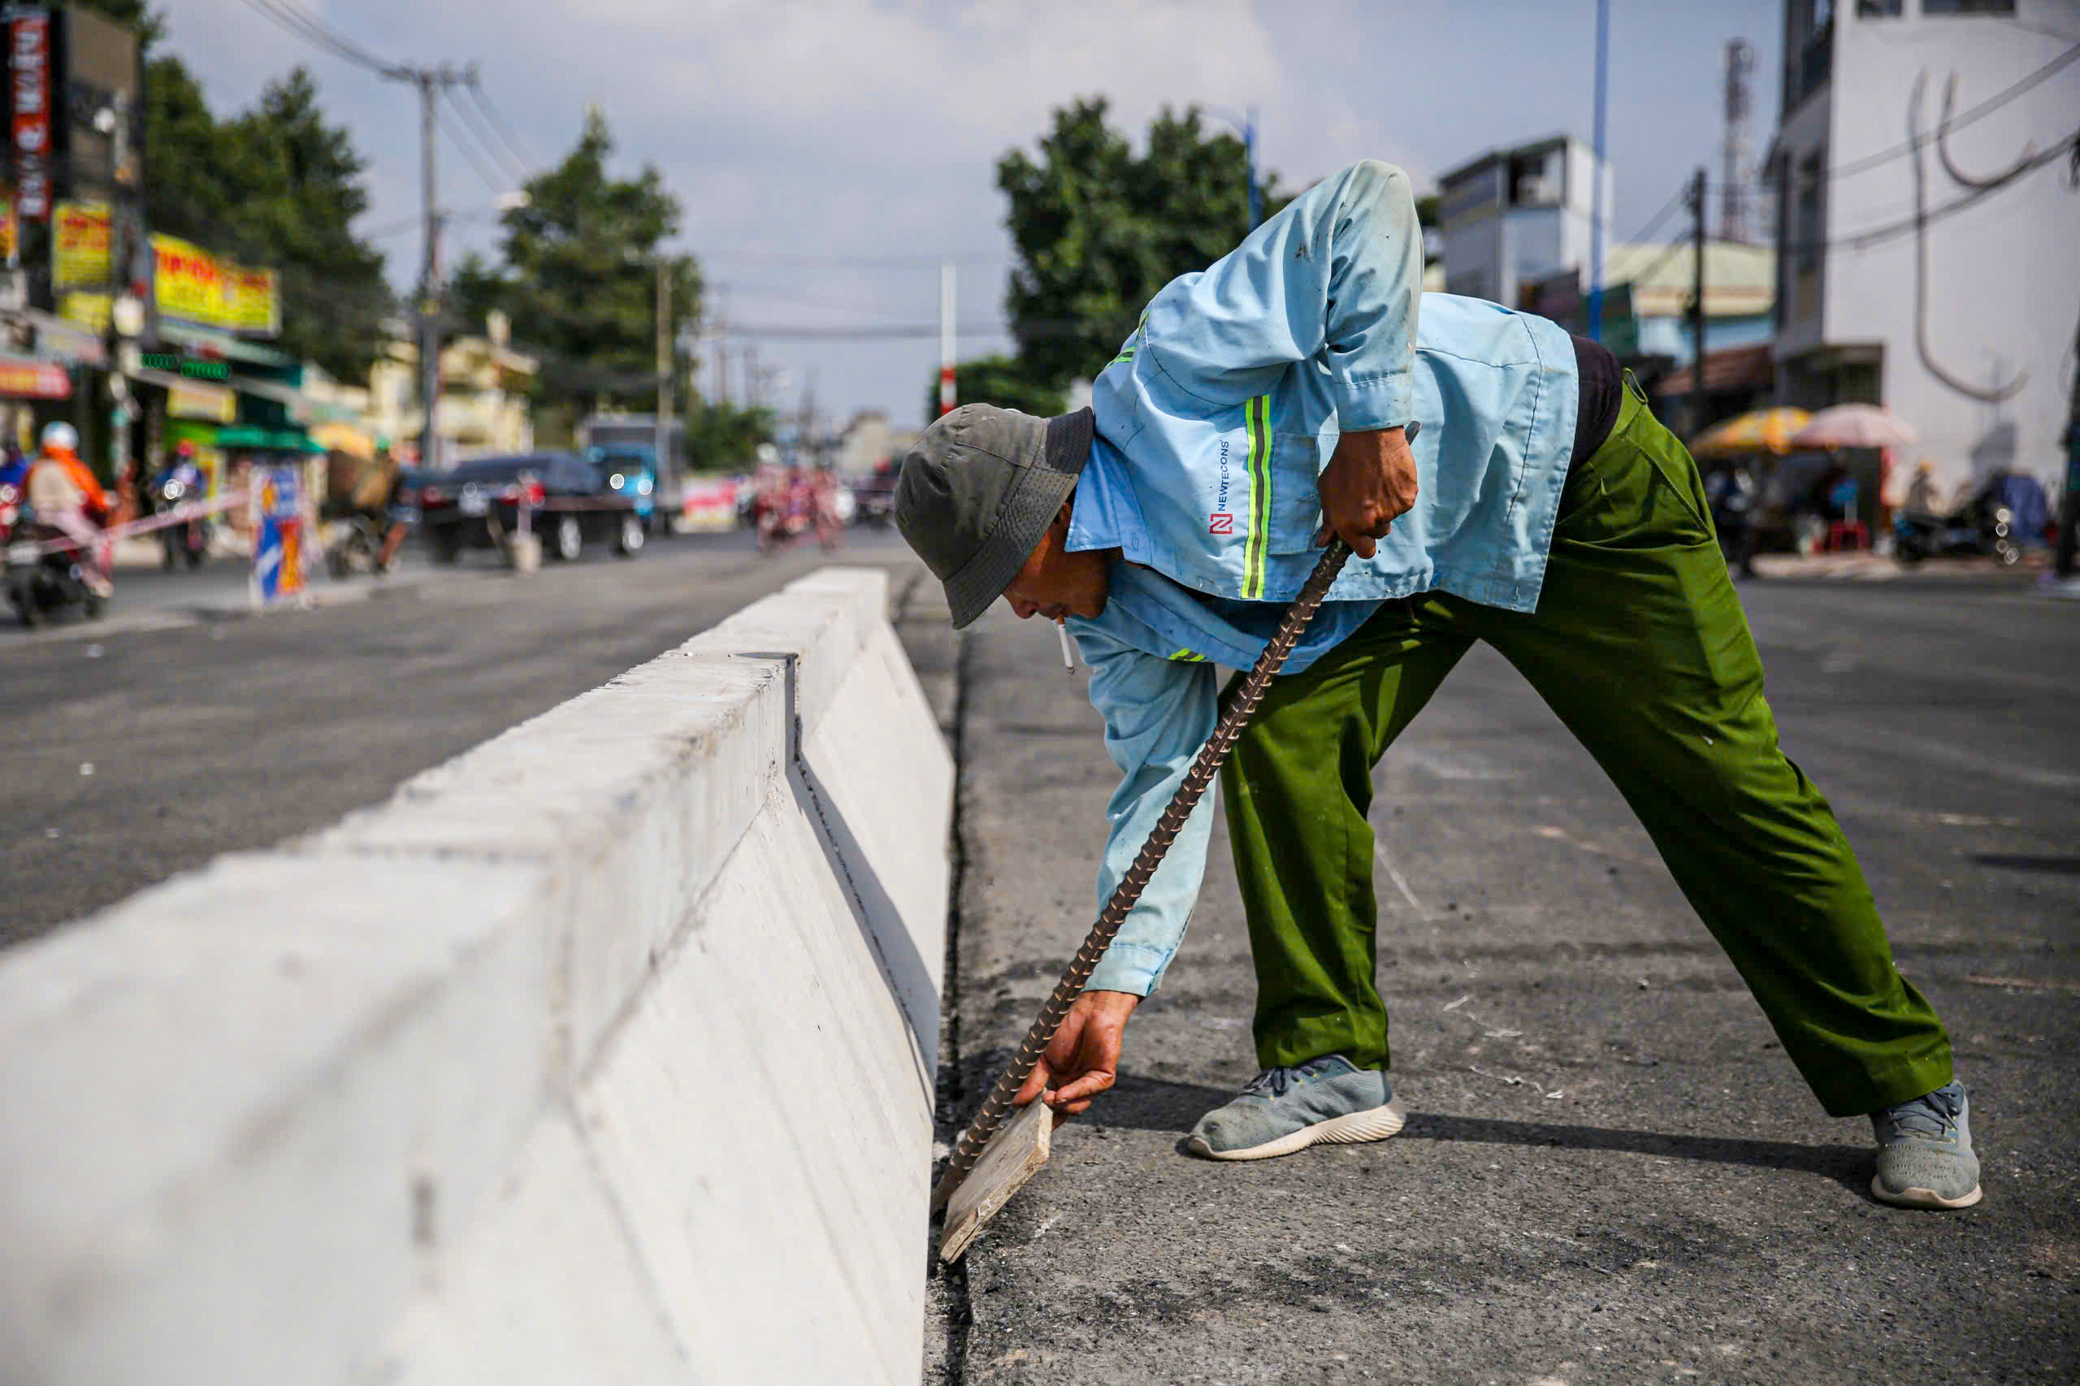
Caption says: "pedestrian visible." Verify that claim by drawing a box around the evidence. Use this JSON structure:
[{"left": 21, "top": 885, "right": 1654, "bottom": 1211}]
[
  {"left": 894, "top": 161, "right": 1979, "bottom": 1211},
  {"left": 25, "top": 421, "right": 114, "bottom": 599}
]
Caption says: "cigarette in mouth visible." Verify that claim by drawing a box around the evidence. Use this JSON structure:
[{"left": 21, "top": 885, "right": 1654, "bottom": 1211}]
[{"left": 1056, "top": 619, "right": 1076, "bottom": 673}]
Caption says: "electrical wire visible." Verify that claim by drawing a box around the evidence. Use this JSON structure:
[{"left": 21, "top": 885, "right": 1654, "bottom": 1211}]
[
  {"left": 238, "top": 0, "right": 402, "bottom": 77},
  {"left": 437, "top": 94, "right": 517, "bottom": 195},
  {"left": 698, "top": 249, "right": 1009, "bottom": 268},
  {"left": 1768, "top": 39, "right": 2080, "bottom": 185},
  {"left": 447, "top": 86, "right": 530, "bottom": 186},
  {"left": 1615, "top": 184, "right": 1688, "bottom": 249},
  {"left": 1786, "top": 127, "right": 2079, "bottom": 256},
  {"left": 461, "top": 77, "right": 538, "bottom": 178},
  {"left": 1609, "top": 237, "right": 1691, "bottom": 289}
]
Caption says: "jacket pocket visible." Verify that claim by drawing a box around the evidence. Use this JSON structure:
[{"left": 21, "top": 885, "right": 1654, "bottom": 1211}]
[{"left": 1264, "top": 431, "right": 1328, "bottom": 556}]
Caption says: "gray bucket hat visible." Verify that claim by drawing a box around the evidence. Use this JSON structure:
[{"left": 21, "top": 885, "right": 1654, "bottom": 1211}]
[{"left": 894, "top": 403, "right": 1094, "bottom": 629}]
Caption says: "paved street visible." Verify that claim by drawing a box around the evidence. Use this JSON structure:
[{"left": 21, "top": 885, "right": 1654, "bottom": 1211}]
[
  {"left": 0, "top": 529, "right": 914, "bottom": 947},
  {"left": 923, "top": 576, "right": 2078, "bottom": 1385}
]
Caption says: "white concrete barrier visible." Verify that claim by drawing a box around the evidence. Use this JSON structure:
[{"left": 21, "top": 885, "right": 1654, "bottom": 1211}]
[{"left": 0, "top": 568, "right": 951, "bottom": 1386}]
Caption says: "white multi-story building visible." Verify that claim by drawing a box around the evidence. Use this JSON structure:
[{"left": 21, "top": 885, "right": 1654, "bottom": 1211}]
[
  {"left": 1436, "top": 134, "right": 1611, "bottom": 310},
  {"left": 1770, "top": 0, "right": 2079, "bottom": 508}
]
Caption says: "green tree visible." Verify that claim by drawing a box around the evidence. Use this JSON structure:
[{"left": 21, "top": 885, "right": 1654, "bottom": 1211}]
[
  {"left": 79, "top": 6, "right": 391, "bottom": 380},
  {"left": 921, "top": 352, "right": 1066, "bottom": 423},
  {"left": 219, "top": 70, "right": 391, "bottom": 381},
  {"left": 997, "top": 98, "right": 1280, "bottom": 390},
  {"left": 455, "top": 108, "right": 700, "bottom": 425},
  {"left": 682, "top": 400, "right": 777, "bottom": 473}
]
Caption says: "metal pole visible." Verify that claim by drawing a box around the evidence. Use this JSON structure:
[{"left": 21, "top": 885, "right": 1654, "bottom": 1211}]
[
  {"left": 1587, "top": 0, "right": 1610, "bottom": 342},
  {"left": 1245, "top": 108, "right": 1261, "bottom": 231},
  {"left": 417, "top": 70, "right": 441, "bottom": 470},
  {"left": 655, "top": 256, "right": 672, "bottom": 490},
  {"left": 938, "top": 261, "right": 956, "bottom": 417},
  {"left": 1689, "top": 166, "right": 1709, "bottom": 440},
  {"left": 2057, "top": 304, "right": 2080, "bottom": 577}
]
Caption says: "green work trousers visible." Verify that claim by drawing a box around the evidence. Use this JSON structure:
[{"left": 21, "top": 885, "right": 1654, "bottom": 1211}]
[{"left": 1219, "top": 381, "right": 1952, "bottom": 1118}]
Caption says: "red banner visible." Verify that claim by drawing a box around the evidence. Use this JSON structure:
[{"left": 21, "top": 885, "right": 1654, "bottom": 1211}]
[{"left": 9, "top": 13, "right": 50, "bottom": 222}]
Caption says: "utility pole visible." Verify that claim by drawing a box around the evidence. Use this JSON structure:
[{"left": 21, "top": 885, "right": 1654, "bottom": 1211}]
[
  {"left": 1244, "top": 108, "right": 1260, "bottom": 231},
  {"left": 388, "top": 63, "right": 469, "bottom": 469},
  {"left": 938, "top": 262, "right": 956, "bottom": 417},
  {"left": 1587, "top": 0, "right": 1610, "bottom": 342},
  {"left": 654, "top": 256, "right": 673, "bottom": 490},
  {"left": 2058, "top": 304, "right": 2079, "bottom": 577},
  {"left": 1688, "top": 165, "right": 1709, "bottom": 440}
]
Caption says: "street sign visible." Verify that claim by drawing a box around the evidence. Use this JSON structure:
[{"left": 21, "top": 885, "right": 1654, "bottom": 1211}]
[{"left": 249, "top": 464, "right": 308, "bottom": 608}]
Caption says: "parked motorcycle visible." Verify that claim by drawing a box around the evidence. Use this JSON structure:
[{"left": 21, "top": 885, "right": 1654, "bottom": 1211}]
[
  {"left": 155, "top": 473, "right": 210, "bottom": 571},
  {"left": 1893, "top": 501, "right": 2021, "bottom": 567},
  {"left": 324, "top": 512, "right": 388, "bottom": 578},
  {"left": 6, "top": 524, "right": 107, "bottom": 628}
]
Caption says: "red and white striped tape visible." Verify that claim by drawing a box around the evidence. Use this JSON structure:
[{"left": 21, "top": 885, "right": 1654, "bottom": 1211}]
[{"left": 4, "top": 489, "right": 250, "bottom": 561}]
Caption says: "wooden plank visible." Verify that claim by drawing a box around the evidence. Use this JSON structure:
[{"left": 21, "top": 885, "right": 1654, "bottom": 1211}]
[{"left": 938, "top": 1100, "right": 1052, "bottom": 1263}]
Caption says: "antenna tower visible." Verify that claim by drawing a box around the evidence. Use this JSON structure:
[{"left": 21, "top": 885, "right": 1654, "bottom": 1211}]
[{"left": 1720, "top": 39, "right": 1755, "bottom": 243}]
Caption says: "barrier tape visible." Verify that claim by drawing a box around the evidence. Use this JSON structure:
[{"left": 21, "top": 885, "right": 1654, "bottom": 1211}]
[{"left": 4, "top": 489, "right": 252, "bottom": 563}]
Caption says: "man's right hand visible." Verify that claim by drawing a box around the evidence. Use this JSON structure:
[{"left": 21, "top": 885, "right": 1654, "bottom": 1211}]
[{"left": 1014, "top": 989, "right": 1140, "bottom": 1124}]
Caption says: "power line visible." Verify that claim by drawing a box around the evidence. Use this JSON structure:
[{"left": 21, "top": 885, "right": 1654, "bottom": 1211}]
[
  {"left": 1768, "top": 39, "right": 2080, "bottom": 185},
  {"left": 437, "top": 93, "right": 514, "bottom": 195},
  {"left": 1785, "top": 127, "right": 2079, "bottom": 256},
  {"left": 1608, "top": 237, "right": 1690, "bottom": 289},
  {"left": 447, "top": 85, "right": 529, "bottom": 186},
  {"left": 461, "top": 77, "right": 537, "bottom": 178},
  {"left": 238, "top": 0, "right": 402, "bottom": 77},
  {"left": 720, "top": 322, "right": 1014, "bottom": 340},
  {"left": 1618, "top": 184, "right": 1690, "bottom": 247},
  {"left": 699, "top": 249, "right": 1009, "bottom": 268}
]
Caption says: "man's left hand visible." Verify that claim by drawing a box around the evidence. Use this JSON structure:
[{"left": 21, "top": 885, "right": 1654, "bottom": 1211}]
[{"left": 1316, "top": 426, "right": 1418, "bottom": 559}]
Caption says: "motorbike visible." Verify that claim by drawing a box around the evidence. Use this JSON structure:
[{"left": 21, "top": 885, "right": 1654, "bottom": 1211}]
[
  {"left": 155, "top": 474, "right": 210, "bottom": 570},
  {"left": 1893, "top": 499, "right": 2022, "bottom": 568},
  {"left": 324, "top": 512, "right": 389, "bottom": 578},
  {"left": 6, "top": 522, "right": 107, "bottom": 628},
  {"left": 755, "top": 487, "right": 814, "bottom": 554},
  {"left": 0, "top": 481, "right": 20, "bottom": 545}
]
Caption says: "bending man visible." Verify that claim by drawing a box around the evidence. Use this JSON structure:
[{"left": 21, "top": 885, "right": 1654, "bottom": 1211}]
[{"left": 894, "top": 161, "right": 1978, "bottom": 1211}]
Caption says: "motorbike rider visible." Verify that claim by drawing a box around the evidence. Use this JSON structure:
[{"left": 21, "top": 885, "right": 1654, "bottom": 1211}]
[
  {"left": 0, "top": 440, "right": 27, "bottom": 492},
  {"left": 24, "top": 422, "right": 113, "bottom": 598},
  {"left": 356, "top": 438, "right": 410, "bottom": 571},
  {"left": 154, "top": 441, "right": 211, "bottom": 565},
  {"left": 1705, "top": 460, "right": 1759, "bottom": 579},
  {"left": 155, "top": 440, "right": 206, "bottom": 498}
]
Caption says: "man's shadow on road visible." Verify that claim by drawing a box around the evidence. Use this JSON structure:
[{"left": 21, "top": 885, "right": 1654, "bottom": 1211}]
[{"left": 1085, "top": 1073, "right": 1869, "bottom": 1195}]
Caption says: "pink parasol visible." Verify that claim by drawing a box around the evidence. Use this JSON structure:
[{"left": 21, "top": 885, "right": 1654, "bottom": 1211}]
[{"left": 1789, "top": 404, "right": 1920, "bottom": 450}]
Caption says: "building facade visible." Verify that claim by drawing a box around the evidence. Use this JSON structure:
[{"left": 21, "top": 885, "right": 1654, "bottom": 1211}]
[
  {"left": 1770, "top": 0, "right": 2080, "bottom": 507},
  {"left": 1437, "top": 134, "right": 1611, "bottom": 311},
  {"left": 366, "top": 313, "right": 537, "bottom": 465}
]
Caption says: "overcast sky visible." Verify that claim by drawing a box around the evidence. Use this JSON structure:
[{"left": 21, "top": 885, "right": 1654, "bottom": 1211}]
[{"left": 162, "top": 0, "right": 1782, "bottom": 428}]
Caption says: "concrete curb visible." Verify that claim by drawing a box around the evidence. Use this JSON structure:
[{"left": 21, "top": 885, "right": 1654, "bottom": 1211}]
[{"left": 0, "top": 568, "right": 951, "bottom": 1385}]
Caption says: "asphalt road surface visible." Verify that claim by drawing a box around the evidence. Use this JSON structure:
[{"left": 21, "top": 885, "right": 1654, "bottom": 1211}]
[
  {"left": 923, "top": 575, "right": 2078, "bottom": 1385},
  {"left": 0, "top": 528, "right": 915, "bottom": 947}
]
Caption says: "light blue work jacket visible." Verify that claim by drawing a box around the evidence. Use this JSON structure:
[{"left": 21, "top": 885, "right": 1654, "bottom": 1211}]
[{"left": 1062, "top": 160, "right": 1582, "bottom": 997}]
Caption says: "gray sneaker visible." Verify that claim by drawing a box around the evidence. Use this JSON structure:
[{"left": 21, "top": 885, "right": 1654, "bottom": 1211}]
[
  {"left": 1186, "top": 1055, "right": 1402, "bottom": 1161},
  {"left": 1870, "top": 1080, "right": 1982, "bottom": 1210}
]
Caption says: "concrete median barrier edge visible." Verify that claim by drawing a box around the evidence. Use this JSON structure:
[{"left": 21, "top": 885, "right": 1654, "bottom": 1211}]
[{"left": 0, "top": 567, "right": 952, "bottom": 1386}]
